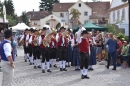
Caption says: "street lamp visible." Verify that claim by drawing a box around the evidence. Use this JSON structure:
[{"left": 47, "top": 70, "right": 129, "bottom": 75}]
[{"left": 122, "top": 0, "right": 130, "bottom": 41}]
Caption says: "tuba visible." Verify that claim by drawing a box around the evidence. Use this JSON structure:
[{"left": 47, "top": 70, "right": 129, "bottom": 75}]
[{"left": 33, "top": 35, "right": 39, "bottom": 46}]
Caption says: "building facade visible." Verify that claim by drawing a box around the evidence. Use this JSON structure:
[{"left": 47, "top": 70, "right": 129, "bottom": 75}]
[{"left": 109, "top": 0, "right": 129, "bottom": 36}]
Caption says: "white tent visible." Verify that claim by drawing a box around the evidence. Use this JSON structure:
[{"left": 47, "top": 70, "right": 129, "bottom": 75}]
[{"left": 12, "top": 23, "right": 30, "bottom": 30}]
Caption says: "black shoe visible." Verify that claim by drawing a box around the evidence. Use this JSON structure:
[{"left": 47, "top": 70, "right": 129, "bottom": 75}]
[
  {"left": 54, "top": 64, "right": 57, "bottom": 68},
  {"left": 75, "top": 69, "right": 80, "bottom": 71},
  {"left": 34, "top": 66, "right": 37, "bottom": 69},
  {"left": 47, "top": 69, "right": 52, "bottom": 73},
  {"left": 105, "top": 65, "right": 109, "bottom": 69},
  {"left": 112, "top": 68, "right": 116, "bottom": 70},
  {"left": 16, "top": 54, "right": 17, "bottom": 57},
  {"left": 25, "top": 60, "right": 27, "bottom": 62},
  {"left": 88, "top": 68, "right": 94, "bottom": 71},
  {"left": 65, "top": 65, "right": 68, "bottom": 67},
  {"left": 42, "top": 70, "right": 45, "bottom": 73},
  {"left": 81, "top": 75, "right": 84, "bottom": 79},
  {"left": 60, "top": 68, "right": 63, "bottom": 71},
  {"left": 63, "top": 68, "right": 67, "bottom": 71},
  {"left": 37, "top": 66, "right": 41, "bottom": 68},
  {"left": 29, "top": 63, "right": 33, "bottom": 65},
  {"left": 84, "top": 75, "right": 90, "bottom": 79}
]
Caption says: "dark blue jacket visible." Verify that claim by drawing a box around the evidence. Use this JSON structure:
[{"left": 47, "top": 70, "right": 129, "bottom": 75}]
[{"left": 107, "top": 38, "right": 117, "bottom": 53}]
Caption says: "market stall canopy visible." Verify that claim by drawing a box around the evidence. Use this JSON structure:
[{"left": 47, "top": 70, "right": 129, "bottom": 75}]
[
  {"left": 73, "top": 22, "right": 108, "bottom": 34},
  {"left": 11, "top": 23, "right": 30, "bottom": 30}
]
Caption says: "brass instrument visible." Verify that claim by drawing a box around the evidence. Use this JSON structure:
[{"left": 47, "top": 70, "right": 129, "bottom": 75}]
[
  {"left": 62, "top": 31, "right": 69, "bottom": 37},
  {"left": 33, "top": 35, "right": 39, "bottom": 46},
  {"left": 43, "top": 30, "right": 56, "bottom": 47}
]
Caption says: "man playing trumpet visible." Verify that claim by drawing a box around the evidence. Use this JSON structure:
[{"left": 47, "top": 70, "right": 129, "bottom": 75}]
[{"left": 39, "top": 27, "right": 52, "bottom": 73}]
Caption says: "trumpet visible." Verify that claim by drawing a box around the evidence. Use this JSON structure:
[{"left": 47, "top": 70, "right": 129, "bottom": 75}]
[{"left": 61, "top": 31, "right": 69, "bottom": 37}]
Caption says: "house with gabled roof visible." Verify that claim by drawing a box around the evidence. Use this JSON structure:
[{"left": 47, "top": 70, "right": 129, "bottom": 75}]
[
  {"left": 109, "top": 0, "right": 129, "bottom": 36},
  {"left": 27, "top": 0, "right": 110, "bottom": 29}
]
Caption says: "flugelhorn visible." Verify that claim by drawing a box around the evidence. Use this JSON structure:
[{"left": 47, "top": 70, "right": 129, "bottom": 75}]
[{"left": 43, "top": 30, "right": 55, "bottom": 47}]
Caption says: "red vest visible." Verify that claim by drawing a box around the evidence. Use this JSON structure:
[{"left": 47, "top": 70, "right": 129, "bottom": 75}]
[
  {"left": 40, "top": 35, "right": 45, "bottom": 49},
  {"left": 50, "top": 38, "right": 57, "bottom": 48},
  {"left": 23, "top": 34, "right": 27, "bottom": 44},
  {"left": 78, "top": 38, "right": 89, "bottom": 53},
  {"left": 57, "top": 34, "right": 67, "bottom": 47}
]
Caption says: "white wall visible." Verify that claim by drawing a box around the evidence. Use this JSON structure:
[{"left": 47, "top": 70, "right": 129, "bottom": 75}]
[
  {"left": 52, "top": 12, "right": 69, "bottom": 24},
  {"left": 68, "top": 0, "right": 92, "bottom": 25},
  {"left": 109, "top": 5, "right": 129, "bottom": 36},
  {"left": 111, "top": 0, "right": 128, "bottom": 8}
]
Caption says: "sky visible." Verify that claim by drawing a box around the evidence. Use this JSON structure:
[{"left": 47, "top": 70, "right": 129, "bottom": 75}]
[{"left": 1, "top": 0, "right": 112, "bottom": 16}]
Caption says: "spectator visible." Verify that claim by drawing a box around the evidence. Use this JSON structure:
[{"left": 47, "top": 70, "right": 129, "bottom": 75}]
[
  {"left": 121, "top": 41, "right": 128, "bottom": 69},
  {"left": 116, "top": 37, "right": 123, "bottom": 67},
  {"left": 106, "top": 33, "right": 118, "bottom": 70}
]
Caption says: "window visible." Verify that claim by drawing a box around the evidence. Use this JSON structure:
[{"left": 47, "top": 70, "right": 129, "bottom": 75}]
[
  {"left": 46, "top": 23, "right": 50, "bottom": 25},
  {"left": 117, "top": 10, "right": 120, "bottom": 20},
  {"left": 113, "top": 11, "right": 115, "bottom": 21},
  {"left": 84, "top": 12, "right": 88, "bottom": 16},
  {"left": 60, "top": 13, "right": 64, "bottom": 17},
  {"left": 122, "top": 8, "right": 125, "bottom": 19},
  {"left": 79, "top": 3, "right": 81, "bottom": 7},
  {"left": 84, "top": 20, "right": 88, "bottom": 24}
]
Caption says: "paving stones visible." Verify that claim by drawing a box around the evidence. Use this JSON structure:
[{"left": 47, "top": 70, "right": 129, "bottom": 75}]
[{"left": 1, "top": 48, "right": 130, "bottom": 86}]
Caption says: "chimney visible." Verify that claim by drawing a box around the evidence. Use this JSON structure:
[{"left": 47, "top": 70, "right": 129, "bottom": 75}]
[{"left": 33, "top": 9, "right": 34, "bottom": 16}]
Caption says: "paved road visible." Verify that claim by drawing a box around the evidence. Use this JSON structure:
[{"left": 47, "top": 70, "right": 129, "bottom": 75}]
[{"left": 1, "top": 48, "right": 130, "bottom": 86}]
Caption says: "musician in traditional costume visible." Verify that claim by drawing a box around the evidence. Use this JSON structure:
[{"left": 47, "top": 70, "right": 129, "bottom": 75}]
[
  {"left": 88, "top": 32, "right": 97, "bottom": 71},
  {"left": 26, "top": 28, "right": 34, "bottom": 65},
  {"left": 19, "top": 29, "right": 29, "bottom": 62},
  {"left": 66, "top": 29, "right": 73, "bottom": 67},
  {"left": 71, "top": 32, "right": 80, "bottom": 70},
  {"left": 49, "top": 30, "right": 57, "bottom": 68},
  {"left": 29, "top": 29, "right": 41, "bottom": 69},
  {"left": 56, "top": 27, "right": 68, "bottom": 71},
  {"left": 77, "top": 29, "right": 90, "bottom": 79},
  {"left": 39, "top": 27, "right": 52, "bottom": 73}
]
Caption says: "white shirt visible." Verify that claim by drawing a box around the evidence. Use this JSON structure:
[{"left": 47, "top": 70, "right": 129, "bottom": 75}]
[
  {"left": 20, "top": 34, "right": 24, "bottom": 42},
  {"left": 29, "top": 36, "right": 33, "bottom": 44},
  {"left": 3, "top": 39, "right": 12, "bottom": 58}
]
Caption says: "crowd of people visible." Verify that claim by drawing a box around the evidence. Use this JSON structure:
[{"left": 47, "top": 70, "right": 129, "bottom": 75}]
[{"left": 0, "top": 25, "right": 130, "bottom": 86}]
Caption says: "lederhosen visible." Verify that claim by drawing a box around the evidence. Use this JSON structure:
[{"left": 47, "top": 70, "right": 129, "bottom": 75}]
[
  {"left": 79, "top": 38, "right": 90, "bottom": 69},
  {"left": 28, "top": 34, "right": 33, "bottom": 57},
  {"left": 58, "top": 35, "right": 67, "bottom": 61},
  {"left": 32, "top": 36, "right": 40, "bottom": 60},
  {"left": 40, "top": 35, "right": 50, "bottom": 63},
  {"left": 50, "top": 38, "right": 57, "bottom": 59}
]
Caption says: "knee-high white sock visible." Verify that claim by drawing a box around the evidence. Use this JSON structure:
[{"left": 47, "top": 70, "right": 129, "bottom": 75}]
[
  {"left": 49, "top": 59, "right": 53, "bottom": 65},
  {"left": 59, "top": 61, "right": 62, "bottom": 68},
  {"left": 27, "top": 53, "right": 29, "bottom": 59},
  {"left": 63, "top": 61, "right": 66, "bottom": 68},
  {"left": 42, "top": 63, "right": 45, "bottom": 70},
  {"left": 47, "top": 62, "right": 50, "bottom": 69},
  {"left": 34, "top": 60, "right": 37, "bottom": 66},
  {"left": 83, "top": 69, "right": 88, "bottom": 75},
  {"left": 53, "top": 59, "right": 56, "bottom": 65},
  {"left": 38, "top": 59, "right": 41, "bottom": 66},
  {"left": 29, "top": 57, "right": 32, "bottom": 62},
  {"left": 24, "top": 54, "right": 27, "bottom": 60},
  {"left": 31, "top": 57, "right": 33, "bottom": 63},
  {"left": 80, "top": 69, "right": 84, "bottom": 75}
]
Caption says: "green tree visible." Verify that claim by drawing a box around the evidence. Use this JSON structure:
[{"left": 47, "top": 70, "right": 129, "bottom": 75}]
[
  {"left": 7, "top": 15, "right": 17, "bottom": 27},
  {"left": 69, "top": 8, "right": 81, "bottom": 25},
  {"left": 0, "top": 1, "right": 3, "bottom": 17},
  {"left": 39, "top": 0, "right": 59, "bottom": 11},
  {"left": 21, "top": 11, "right": 30, "bottom": 26},
  {"left": 4, "top": 0, "right": 14, "bottom": 16}
]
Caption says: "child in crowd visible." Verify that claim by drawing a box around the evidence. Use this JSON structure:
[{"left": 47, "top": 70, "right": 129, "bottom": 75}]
[{"left": 121, "top": 41, "right": 128, "bottom": 69}]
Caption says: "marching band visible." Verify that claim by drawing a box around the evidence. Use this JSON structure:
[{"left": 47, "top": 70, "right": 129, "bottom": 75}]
[{"left": 19, "top": 26, "right": 91, "bottom": 79}]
